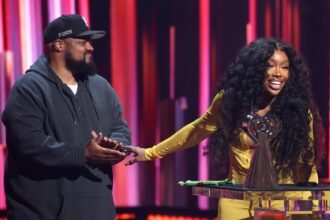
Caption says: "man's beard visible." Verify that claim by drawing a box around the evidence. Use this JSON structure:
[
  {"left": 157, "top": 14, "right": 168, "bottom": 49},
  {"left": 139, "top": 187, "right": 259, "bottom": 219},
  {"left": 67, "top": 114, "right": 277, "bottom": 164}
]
[{"left": 65, "top": 51, "right": 97, "bottom": 80}]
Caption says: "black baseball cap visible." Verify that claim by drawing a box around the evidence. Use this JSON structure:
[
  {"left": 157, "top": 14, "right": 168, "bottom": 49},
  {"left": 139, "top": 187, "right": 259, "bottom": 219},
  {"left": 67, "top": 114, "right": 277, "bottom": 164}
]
[{"left": 44, "top": 14, "right": 106, "bottom": 43}]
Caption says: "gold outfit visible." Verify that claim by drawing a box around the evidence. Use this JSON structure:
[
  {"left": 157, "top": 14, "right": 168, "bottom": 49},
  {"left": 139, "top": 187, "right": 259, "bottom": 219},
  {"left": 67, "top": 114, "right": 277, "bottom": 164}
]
[{"left": 145, "top": 91, "right": 318, "bottom": 219}]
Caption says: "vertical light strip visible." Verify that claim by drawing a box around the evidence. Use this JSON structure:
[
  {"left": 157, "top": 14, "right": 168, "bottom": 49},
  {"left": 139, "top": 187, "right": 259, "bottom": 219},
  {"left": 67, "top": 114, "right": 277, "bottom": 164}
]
[
  {"left": 7, "top": 0, "right": 22, "bottom": 80},
  {"left": 19, "top": 0, "right": 42, "bottom": 73},
  {"left": 61, "top": 0, "right": 75, "bottom": 15},
  {"left": 169, "top": 26, "right": 175, "bottom": 99},
  {"left": 2, "top": 52, "right": 15, "bottom": 140},
  {"left": 77, "top": 0, "right": 90, "bottom": 25},
  {"left": 292, "top": 0, "right": 300, "bottom": 51},
  {"left": 141, "top": 21, "right": 158, "bottom": 205},
  {"left": 48, "top": 0, "right": 62, "bottom": 21},
  {"left": 154, "top": 25, "right": 176, "bottom": 206},
  {"left": 281, "top": 0, "right": 291, "bottom": 42},
  {"left": 4, "top": 1, "right": 12, "bottom": 52},
  {"left": 30, "top": 0, "right": 43, "bottom": 59},
  {"left": 3, "top": 1, "right": 14, "bottom": 92},
  {"left": 275, "top": 0, "right": 281, "bottom": 37},
  {"left": 246, "top": 0, "right": 257, "bottom": 44},
  {"left": 198, "top": 0, "right": 210, "bottom": 210},
  {"left": 0, "top": 24, "right": 4, "bottom": 211},
  {"left": 32, "top": 0, "right": 43, "bottom": 59},
  {"left": 0, "top": 0, "right": 4, "bottom": 51},
  {"left": 125, "top": 0, "right": 138, "bottom": 205},
  {"left": 111, "top": 0, "right": 138, "bottom": 206},
  {"left": 18, "top": 0, "right": 27, "bottom": 72},
  {"left": 329, "top": 26, "right": 330, "bottom": 180},
  {"left": 5, "top": 52, "right": 14, "bottom": 89},
  {"left": 19, "top": 0, "right": 31, "bottom": 71},
  {"left": 0, "top": 54, "right": 4, "bottom": 144},
  {"left": 0, "top": 1, "right": 5, "bottom": 155},
  {"left": 264, "top": 1, "right": 272, "bottom": 37},
  {"left": 155, "top": 25, "right": 162, "bottom": 204},
  {"left": 162, "top": 25, "right": 176, "bottom": 206},
  {"left": 0, "top": 1, "right": 4, "bottom": 149}
]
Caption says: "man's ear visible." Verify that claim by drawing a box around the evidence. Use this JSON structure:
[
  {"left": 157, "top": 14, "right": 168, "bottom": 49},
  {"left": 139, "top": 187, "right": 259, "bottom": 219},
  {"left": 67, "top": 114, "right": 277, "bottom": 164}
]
[{"left": 52, "top": 40, "right": 64, "bottom": 52}]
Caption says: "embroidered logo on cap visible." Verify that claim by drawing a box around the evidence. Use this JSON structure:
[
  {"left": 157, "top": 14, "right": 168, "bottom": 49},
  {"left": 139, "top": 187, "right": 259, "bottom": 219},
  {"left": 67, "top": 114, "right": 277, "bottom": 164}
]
[{"left": 58, "top": 29, "right": 73, "bottom": 38}]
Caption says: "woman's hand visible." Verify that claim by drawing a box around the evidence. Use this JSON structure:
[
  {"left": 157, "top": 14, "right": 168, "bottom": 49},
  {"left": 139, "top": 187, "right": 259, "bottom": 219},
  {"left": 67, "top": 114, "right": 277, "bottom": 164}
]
[{"left": 124, "top": 146, "right": 148, "bottom": 165}]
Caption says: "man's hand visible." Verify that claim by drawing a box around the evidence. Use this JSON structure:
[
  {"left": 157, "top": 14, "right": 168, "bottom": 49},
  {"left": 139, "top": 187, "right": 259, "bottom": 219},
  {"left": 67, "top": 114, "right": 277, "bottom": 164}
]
[
  {"left": 85, "top": 131, "right": 127, "bottom": 165},
  {"left": 124, "top": 146, "right": 148, "bottom": 166},
  {"left": 98, "top": 136, "right": 130, "bottom": 155}
]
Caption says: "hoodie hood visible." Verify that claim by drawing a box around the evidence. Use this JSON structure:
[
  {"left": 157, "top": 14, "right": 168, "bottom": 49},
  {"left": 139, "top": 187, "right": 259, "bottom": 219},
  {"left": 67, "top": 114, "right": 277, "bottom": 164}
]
[{"left": 27, "top": 55, "right": 59, "bottom": 84}]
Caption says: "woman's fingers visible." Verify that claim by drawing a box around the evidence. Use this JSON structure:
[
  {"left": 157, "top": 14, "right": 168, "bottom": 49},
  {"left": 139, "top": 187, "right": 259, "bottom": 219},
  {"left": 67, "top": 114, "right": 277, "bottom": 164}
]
[{"left": 125, "top": 158, "right": 137, "bottom": 166}]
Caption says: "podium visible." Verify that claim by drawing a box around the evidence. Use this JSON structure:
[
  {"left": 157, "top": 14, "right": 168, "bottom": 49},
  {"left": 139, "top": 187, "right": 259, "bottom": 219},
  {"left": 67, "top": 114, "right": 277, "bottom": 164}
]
[{"left": 190, "top": 183, "right": 330, "bottom": 219}]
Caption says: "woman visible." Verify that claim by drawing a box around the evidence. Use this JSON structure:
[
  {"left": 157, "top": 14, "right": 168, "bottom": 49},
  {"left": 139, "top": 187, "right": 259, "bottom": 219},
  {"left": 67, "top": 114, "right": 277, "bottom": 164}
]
[{"left": 125, "top": 38, "right": 325, "bottom": 219}]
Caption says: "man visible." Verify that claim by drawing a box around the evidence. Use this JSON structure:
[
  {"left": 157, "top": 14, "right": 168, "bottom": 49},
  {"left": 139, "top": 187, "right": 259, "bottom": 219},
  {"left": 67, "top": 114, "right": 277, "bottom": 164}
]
[{"left": 2, "top": 14, "right": 130, "bottom": 219}]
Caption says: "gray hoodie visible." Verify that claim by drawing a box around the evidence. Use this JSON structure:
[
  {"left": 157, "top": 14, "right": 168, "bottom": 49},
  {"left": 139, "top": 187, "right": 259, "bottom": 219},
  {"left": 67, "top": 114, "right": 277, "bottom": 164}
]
[{"left": 2, "top": 55, "right": 131, "bottom": 220}]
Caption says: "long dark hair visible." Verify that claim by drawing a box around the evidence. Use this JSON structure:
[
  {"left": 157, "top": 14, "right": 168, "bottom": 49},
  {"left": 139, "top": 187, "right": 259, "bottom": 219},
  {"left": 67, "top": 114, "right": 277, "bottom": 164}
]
[{"left": 210, "top": 38, "right": 325, "bottom": 180}]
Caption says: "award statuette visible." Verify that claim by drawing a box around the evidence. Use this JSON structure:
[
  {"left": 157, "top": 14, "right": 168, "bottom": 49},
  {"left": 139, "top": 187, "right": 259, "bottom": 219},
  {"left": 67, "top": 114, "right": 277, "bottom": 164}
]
[{"left": 243, "top": 112, "right": 282, "bottom": 190}]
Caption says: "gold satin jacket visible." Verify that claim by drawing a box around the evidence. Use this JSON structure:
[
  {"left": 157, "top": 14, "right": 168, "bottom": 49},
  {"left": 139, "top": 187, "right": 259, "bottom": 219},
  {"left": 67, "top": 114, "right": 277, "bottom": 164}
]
[{"left": 144, "top": 91, "right": 318, "bottom": 186}]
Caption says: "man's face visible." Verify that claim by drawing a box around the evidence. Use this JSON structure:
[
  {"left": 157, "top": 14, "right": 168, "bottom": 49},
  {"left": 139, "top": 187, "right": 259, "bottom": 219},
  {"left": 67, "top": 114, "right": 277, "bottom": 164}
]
[{"left": 64, "top": 38, "right": 97, "bottom": 77}]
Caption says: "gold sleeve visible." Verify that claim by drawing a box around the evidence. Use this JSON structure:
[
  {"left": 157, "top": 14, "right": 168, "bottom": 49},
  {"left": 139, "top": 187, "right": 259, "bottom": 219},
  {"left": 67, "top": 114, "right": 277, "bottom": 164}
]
[{"left": 145, "top": 91, "right": 223, "bottom": 160}]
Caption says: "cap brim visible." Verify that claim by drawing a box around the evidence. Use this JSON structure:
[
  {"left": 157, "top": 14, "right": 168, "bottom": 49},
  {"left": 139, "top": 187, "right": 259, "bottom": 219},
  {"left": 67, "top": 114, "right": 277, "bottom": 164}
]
[{"left": 77, "top": 30, "right": 106, "bottom": 40}]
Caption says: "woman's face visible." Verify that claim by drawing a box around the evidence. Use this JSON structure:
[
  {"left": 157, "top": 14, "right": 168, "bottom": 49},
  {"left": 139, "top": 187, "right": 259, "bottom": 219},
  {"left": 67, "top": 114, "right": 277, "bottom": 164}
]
[{"left": 264, "top": 50, "right": 290, "bottom": 96}]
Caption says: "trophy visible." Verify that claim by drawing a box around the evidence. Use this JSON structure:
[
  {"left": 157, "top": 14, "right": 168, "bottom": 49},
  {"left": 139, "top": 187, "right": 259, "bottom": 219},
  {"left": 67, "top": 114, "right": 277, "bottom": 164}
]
[{"left": 244, "top": 112, "right": 282, "bottom": 190}]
